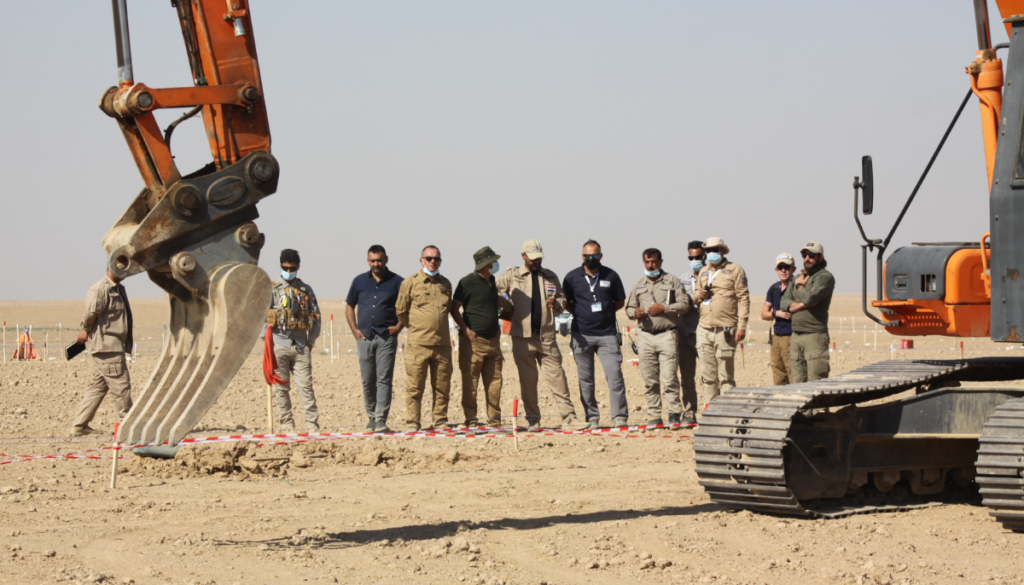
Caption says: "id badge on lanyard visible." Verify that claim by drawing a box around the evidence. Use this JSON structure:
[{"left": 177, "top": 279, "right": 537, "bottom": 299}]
[
  {"left": 703, "top": 269, "right": 721, "bottom": 306},
  {"left": 586, "top": 273, "right": 603, "bottom": 313}
]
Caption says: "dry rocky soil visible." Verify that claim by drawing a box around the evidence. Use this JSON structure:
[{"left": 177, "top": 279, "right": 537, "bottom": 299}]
[{"left": 1, "top": 295, "right": 1023, "bottom": 585}]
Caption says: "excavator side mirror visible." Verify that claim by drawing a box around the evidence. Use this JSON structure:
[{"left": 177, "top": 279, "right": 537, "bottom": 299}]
[{"left": 860, "top": 155, "right": 874, "bottom": 215}]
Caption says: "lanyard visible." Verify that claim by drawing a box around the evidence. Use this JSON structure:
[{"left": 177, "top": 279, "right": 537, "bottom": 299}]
[
  {"left": 706, "top": 267, "right": 722, "bottom": 290},
  {"left": 584, "top": 272, "right": 600, "bottom": 301}
]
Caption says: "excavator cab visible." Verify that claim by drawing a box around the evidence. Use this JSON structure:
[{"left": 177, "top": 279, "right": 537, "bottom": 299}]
[{"left": 100, "top": 1, "right": 276, "bottom": 448}]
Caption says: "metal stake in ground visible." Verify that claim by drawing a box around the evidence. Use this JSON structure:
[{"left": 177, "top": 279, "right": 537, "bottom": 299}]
[
  {"left": 110, "top": 423, "right": 120, "bottom": 489},
  {"left": 512, "top": 398, "right": 519, "bottom": 452}
]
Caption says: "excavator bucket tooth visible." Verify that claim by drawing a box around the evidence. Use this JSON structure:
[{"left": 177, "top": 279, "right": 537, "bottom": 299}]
[{"left": 118, "top": 262, "right": 270, "bottom": 447}]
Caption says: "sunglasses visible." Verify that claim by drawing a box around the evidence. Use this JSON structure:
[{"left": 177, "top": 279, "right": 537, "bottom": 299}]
[
  {"left": 776, "top": 265, "right": 793, "bottom": 271},
  {"left": 281, "top": 265, "right": 299, "bottom": 271},
  {"left": 583, "top": 254, "right": 600, "bottom": 260},
  {"left": 687, "top": 255, "right": 705, "bottom": 261},
  {"left": 422, "top": 256, "right": 441, "bottom": 262},
  {"left": 801, "top": 252, "right": 820, "bottom": 259},
  {"left": 705, "top": 248, "right": 721, "bottom": 253}
]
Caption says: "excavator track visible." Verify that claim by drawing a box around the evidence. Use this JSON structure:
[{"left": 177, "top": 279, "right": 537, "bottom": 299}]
[
  {"left": 977, "top": 397, "right": 1024, "bottom": 531},
  {"left": 694, "top": 358, "right": 1024, "bottom": 518}
]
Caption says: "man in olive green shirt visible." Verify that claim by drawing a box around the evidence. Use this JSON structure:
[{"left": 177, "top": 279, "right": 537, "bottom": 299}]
[
  {"left": 396, "top": 246, "right": 454, "bottom": 431},
  {"left": 780, "top": 241, "right": 835, "bottom": 383}
]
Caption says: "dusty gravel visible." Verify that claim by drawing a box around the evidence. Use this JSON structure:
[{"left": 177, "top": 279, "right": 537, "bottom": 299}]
[{"left": 1, "top": 295, "right": 1023, "bottom": 585}]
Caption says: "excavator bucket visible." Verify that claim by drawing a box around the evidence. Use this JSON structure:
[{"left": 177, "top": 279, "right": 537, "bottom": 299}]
[{"left": 98, "top": 1, "right": 277, "bottom": 446}]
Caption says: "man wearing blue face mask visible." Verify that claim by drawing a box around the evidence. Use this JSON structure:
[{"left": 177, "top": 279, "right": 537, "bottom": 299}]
[
  {"left": 677, "top": 240, "right": 706, "bottom": 426},
  {"left": 263, "top": 248, "right": 322, "bottom": 432},
  {"left": 625, "top": 248, "right": 689, "bottom": 428},
  {"left": 691, "top": 237, "right": 750, "bottom": 410}
]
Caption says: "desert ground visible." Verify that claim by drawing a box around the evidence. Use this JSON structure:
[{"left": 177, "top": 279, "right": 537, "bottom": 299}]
[{"left": 1, "top": 294, "right": 1023, "bottom": 585}]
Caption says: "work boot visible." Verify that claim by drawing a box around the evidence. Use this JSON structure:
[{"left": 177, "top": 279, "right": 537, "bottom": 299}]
[
  {"left": 405, "top": 423, "right": 421, "bottom": 433},
  {"left": 563, "top": 416, "right": 588, "bottom": 432},
  {"left": 612, "top": 417, "right": 629, "bottom": 428},
  {"left": 646, "top": 418, "right": 664, "bottom": 427},
  {"left": 526, "top": 422, "right": 543, "bottom": 432},
  {"left": 307, "top": 423, "right": 321, "bottom": 433},
  {"left": 587, "top": 419, "right": 600, "bottom": 431},
  {"left": 278, "top": 423, "right": 295, "bottom": 433},
  {"left": 374, "top": 424, "right": 392, "bottom": 433},
  {"left": 682, "top": 412, "right": 698, "bottom": 427},
  {"left": 668, "top": 413, "right": 681, "bottom": 426},
  {"left": 72, "top": 426, "right": 101, "bottom": 436}
]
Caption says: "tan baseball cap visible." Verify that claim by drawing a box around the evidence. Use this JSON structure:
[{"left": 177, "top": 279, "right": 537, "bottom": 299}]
[
  {"left": 702, "top": 236, "right": 730, "bottom": 255},
  {"left": 801, "top": 241, "right": 824, "bottom": 255},
  {"left": 522, "top": 239, "right": 544, "bottom": 260},
  {"left": 775, "top": 253, "right": 795, "bottom": 267}
]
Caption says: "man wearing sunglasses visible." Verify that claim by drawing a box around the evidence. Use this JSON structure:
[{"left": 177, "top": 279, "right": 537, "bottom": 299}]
[
  {"left": 780, "top": 241, "right": 835, "bottom": 383},
  {"left": 691, "top": 237, "right": 750, "bottom": 408},
  {"left": 761, "top": 253, "right": 795, "bottom": 385},
  {"left": 264, "top": 249, "right": 322, "bottom": 432},
  {"left": 678, "top": 240, "right": 706, "bottom": 426},
  {"left": 563, "top": 239, "right": 629, "bottom": 429},
  {"left": 396, "top": 246, "right": 454, "bottom": 431}
]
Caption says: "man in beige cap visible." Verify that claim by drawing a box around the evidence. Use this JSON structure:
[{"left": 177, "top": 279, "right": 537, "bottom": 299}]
[
  {"left": 781, "top": 241, "right": 835, "bottom": 383},
  {"left": 626, "top": 248, "right": 689, "bottom": 427},
  {"left": 496, "top": 240, "right": 585, "bottom": 430},
  {"left": 691, "top": 237, "right": 749, "bottom": 408},
  {"left": 761, "top": 253, "right": 795, "bottom": 385}
]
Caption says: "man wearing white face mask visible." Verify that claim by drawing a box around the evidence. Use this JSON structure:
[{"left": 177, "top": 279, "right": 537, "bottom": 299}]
[
  {"left": 396, "top": 245, "right": 454, "bottom": 431},
  {"left": 691, "top": 237, "right": 750, "bottom": 409},
  {"left": 451, "top": 246, "right": 510, "bottom": 431},
  {"left": 263, "top": 248, "right": 322, "bottom": 432}
]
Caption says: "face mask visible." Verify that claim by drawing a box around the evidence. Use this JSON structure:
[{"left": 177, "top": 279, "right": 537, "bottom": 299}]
[
  {"left": 583, "top": 257, "right": 601, "bottom": 270},
  {"left": 690, "top": 260, "right": 704, "bottom": 273},
  {"left": 644, "top": 269, "right": 660, "bottom": 278},
  {"left": 281, "top": 270, "right": 297, "bottom": 282},
  {"left": 706, "top": 252, "right": 723, "bottom": 266},
  {"left": 422, "top": 267, "right": 439, "bottom": 277},
  {"left": 489, "top": 261, "right": 500, "bottom": 274}
]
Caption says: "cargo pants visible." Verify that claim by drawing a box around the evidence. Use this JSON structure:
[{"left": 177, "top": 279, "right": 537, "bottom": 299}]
[
  {"left": 512, "top": 335, "right": 576, "bottom": 425},
  {"left": 790, "top": 331, "right": 830, "bottom": 384},
  {"left": 770, "top": 334, "right": 792, "bottom": 385},
  {"left": 405, "top": 343, "right": 453, "bottom": 428},
  {"left": 459, "top": 333, "right": 503, "bottom": 426},
  {"left": 677, "top": 331, "right": 701, "bottom": 414},
  {"left": 73, "top": 352, "right": 132, "bottom": 431},
  {"left": 638, "top": 329, "right": 681, "bottom": 421},
  {"left": 696, "top": 326, "right": 737, "bottom": 406},
  {"left": 273, "top": 344, "right": 320, "bottom": 430}
]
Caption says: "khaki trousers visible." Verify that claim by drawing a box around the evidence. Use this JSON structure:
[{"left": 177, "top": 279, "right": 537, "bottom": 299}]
[
  {"left": 770, "top": 334, "right": 792, "bottom": 386},
  {"left": 512, "top": 335, "right": 575, "bottom": 424},
  {"left": 791, "top": 331, "right": 830, "bottom": 384},
  {"left": 677, "top": 331, "right": 700, "bottom": 414},
  {"left": 696, "top": 326, "right": 737, "bottom": 406},
  {"left": 272, "top": 344, "right": 320, "bottom": 429},
  {"left": 73, "top": 352, "right": 132, "bottom": 430},
  {"left": 638, "top": 329, "right": 681, "bottom": 420},
  {"left": 405, "top": 343, "right": 453, "bottom": 427},
  {"left": 459, "top": 333, "right": 503, "bottom": 426}
]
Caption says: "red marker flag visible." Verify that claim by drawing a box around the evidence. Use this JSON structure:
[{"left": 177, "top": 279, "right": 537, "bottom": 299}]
[{"left": 263, "top": 326, "right": 287, "bottom": 385}]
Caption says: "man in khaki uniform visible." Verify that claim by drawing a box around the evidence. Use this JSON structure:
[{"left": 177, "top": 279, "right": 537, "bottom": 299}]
[
  {"left": 72, "top": 269, "right": 134, "bottom": 436},
  {"left": 626, "top": 248, "right": 689, "bottom": 426},
  {"left": 496, "top": 239, "right": 585, "bottom": 431},
  {"left": 691, "top": 237, "right": 750, "bottom": 408},
  {"left": 781, "top": 241, "right": 835, "bottom": 383},
  {"left": 396, "top": 245, "right": 454, "bottom": 431}
]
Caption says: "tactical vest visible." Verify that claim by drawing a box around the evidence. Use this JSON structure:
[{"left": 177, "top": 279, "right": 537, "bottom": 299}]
[{"left": 267, "top": 282, "right": 318, "bottom": 331}]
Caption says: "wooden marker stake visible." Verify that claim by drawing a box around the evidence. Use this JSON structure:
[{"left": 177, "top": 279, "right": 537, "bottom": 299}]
[
  {"left": 330, "top": 314, "right": 335, "bottom": 362},
  {"left": 267, "top": 384, "right": 275, "bottom": 432},
  {"left": 110, "top": 423, "right": 120, "bottom": 489},
  {"left": 739, "top": 343, "right": 745, "bottom": 367},
  {"left": 960, "top": 341, "right": 965, "bottom": 360},
  {"left": 512, "top": 398, "right": 519, "bottom": 452}
]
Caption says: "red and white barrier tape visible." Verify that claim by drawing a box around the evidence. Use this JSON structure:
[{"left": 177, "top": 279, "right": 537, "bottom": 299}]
[{"left": 0, "top": 423, "right": 695, "bottom": 465}]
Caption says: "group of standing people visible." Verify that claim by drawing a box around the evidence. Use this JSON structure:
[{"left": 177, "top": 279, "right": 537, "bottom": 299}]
[{"left": 69, "top": 237, "right": 836, "bottom": 437}]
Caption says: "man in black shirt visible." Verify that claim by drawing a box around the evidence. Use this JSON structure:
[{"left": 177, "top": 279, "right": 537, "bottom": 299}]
[
  {"left": 452, "top": 246, "right": 507, "bottom": 430},
  {"left": 760, "top": 253, "right": 794, "bottom": 385},
  {"left": 563, "top": 239, "right": 629, "bottom": 429}
]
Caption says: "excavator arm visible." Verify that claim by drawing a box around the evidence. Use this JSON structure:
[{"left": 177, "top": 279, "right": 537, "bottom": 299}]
[{"left": 99, "top": 0, "right": 278, "bottom": 447}]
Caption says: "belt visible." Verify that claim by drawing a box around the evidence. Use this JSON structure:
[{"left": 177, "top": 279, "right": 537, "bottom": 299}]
[
  {"left": 641, "top": 328, "right": 676, "bottom": 335},
  {"left": 793, "top": 330, "right": 825, "bottom": 335}
]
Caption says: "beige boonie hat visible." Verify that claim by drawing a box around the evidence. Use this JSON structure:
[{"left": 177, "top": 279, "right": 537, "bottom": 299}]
[
  {"left": 522, "top": 239, "right": 544, "bottom": 260},
  {"left": 702, "top": 237, "right": 730, "bottom": 255},
  {"left": 801, "top": 241, "right": 824, "bottom": 255},
  {"left": 775, "top": 253, "right": 794, "bottom": 267}
]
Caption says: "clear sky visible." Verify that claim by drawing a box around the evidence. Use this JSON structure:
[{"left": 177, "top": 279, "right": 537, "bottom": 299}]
[{"left": 0, "top": 1, "right": 1006, "bottom": 299}]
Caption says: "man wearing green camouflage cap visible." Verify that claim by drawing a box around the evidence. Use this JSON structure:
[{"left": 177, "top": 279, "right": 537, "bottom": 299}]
[
  {"left": 451, "top": 246, "right": 510, "bottom": 430},
  {"left": 781, "top": 241, "right": 835, "bottom": 383}
]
